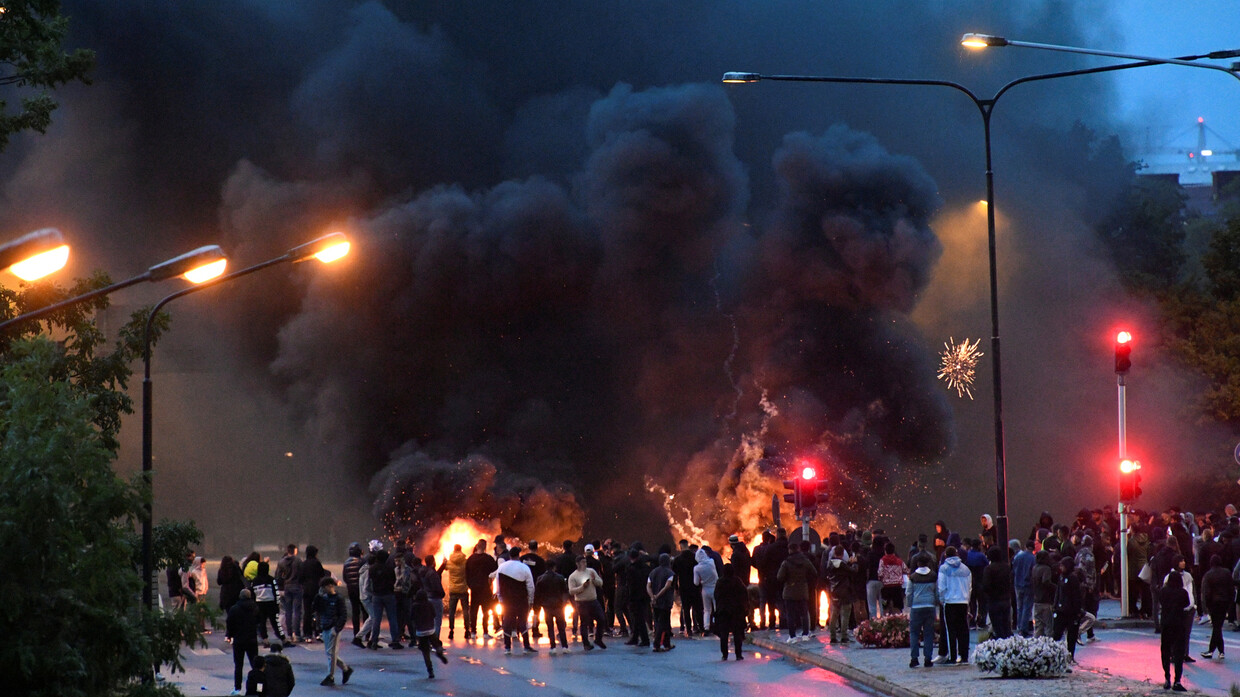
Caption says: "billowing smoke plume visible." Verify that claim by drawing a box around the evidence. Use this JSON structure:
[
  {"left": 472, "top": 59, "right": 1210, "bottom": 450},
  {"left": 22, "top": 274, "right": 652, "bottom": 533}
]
[{"left": 1, "top": 1, "right": 1211, "bottom": 553}]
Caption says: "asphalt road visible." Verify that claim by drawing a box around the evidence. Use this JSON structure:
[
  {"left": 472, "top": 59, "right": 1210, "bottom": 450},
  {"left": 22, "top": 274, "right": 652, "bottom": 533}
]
[{"left": 167, "top": 629, "right": 876, "bottom": 697}]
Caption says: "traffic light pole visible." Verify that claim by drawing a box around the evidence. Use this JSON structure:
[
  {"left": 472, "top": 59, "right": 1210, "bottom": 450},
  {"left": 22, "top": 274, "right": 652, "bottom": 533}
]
[{"left": 1118, "top": 372, "right": 1129, "bottom": 619}]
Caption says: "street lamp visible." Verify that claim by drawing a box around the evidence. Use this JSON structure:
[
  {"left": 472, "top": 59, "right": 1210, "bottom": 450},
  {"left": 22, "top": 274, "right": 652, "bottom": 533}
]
[
  {"left": 0, "top": 245, "right": 228, "bottom": 332},
  {"left": 140, "top": 232, "right": 350, "bottom": 610},
  {"left": 961, "top": 33, "right": 1240, "bottom": 82},
  {"left": 0, "top": 228, "right": 70, "bottom": 281},
  {"left": 722, "top": 54, "right": 1216, "bottom": 561}
]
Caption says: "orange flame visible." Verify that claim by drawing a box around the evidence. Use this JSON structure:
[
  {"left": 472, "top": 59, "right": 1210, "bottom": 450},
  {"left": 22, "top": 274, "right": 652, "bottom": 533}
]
[{"left": 430, "top": 517, "right": 502, "bottom": 562}]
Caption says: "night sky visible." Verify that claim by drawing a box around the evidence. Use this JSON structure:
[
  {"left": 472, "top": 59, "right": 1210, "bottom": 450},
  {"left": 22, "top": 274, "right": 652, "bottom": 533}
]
[{"left": 1, "top": 2, "right": 1235, "bottom": 557}]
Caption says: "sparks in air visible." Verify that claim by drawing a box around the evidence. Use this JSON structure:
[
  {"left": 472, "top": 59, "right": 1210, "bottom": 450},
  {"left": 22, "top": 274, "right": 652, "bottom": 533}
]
[{"left": 938, "top": 337, "right": 983, "bottom": 399}]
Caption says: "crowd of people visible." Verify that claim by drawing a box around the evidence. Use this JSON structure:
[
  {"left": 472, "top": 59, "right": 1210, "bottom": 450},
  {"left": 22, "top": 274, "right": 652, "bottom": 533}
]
[{"left": 168, "top": 501, "right": 1240, "bottom": 694}]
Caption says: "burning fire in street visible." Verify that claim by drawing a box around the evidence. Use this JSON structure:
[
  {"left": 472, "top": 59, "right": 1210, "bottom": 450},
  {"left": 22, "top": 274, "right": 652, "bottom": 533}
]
[{"left": 429, "top": 517, "right": 502, "bottom": 559}]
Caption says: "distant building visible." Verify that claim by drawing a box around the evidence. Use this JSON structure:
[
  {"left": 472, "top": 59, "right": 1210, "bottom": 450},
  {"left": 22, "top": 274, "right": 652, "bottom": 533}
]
[{"left": 1136, "top": 117, "right": 1239, "bottom": 217}]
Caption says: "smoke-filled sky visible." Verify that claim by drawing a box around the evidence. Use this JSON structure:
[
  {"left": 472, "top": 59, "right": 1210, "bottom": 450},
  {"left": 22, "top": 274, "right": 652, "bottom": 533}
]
[{"left": 1, "top": 1, "right": 1236, "bottom": 557}]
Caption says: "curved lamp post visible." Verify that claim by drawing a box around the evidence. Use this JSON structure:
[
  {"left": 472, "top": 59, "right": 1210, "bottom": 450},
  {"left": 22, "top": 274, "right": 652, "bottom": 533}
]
[
  {"left": 961, "top": 34, "right": 1240, "bottom": 617},
  {"left": 0, "top": 244, "right": 228, "bottom": 332},
  {"left": 722, "top": 49, "right": 1236, "bottom": 570},
  {"left": 961, "top": 33, "right": 1240, "bottom": 83},
  {"left": 140, "top": 232, "right": 350, "bottom": 609},
  {"left": 0, "top": 228, "right": 70, "bottom": 281}
]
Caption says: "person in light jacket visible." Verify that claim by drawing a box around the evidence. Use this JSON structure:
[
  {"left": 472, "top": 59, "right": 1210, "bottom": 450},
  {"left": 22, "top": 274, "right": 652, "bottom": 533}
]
[
  {"left": 937, "top": 546, "right": 972, "bottom": 664},
  {"left": 905, "top": 552, "right": 938, "bottom": 668}
]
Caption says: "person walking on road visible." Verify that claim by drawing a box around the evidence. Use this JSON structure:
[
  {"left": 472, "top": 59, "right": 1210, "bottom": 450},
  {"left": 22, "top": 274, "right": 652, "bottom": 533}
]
[
  {"left": 1159, "top": 570, "right": 1190, "bottom": 691},
  {"left": 1052, "top": 557, "right": 1083, "bottom": 664},
  {"left": 410, "top": 589, "right": 449, "bottom": 678},
  {"left": 1201, "top": 554, "right": 1235, "bottom": 659},
  {"left": 314, "top": 577, "right": 354, "bottom": 687},
  {"left": 225, "top": 589, "right": 260, "bottom": 696}
]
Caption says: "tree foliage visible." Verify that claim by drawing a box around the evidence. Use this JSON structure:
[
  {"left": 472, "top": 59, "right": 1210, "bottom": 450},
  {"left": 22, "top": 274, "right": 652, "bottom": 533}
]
[
  {"left": 0, "top": 278, "right": 201, "bottom": 696},
  {"left": 0, "top": 0, "right": 94, "bottom": 151}
]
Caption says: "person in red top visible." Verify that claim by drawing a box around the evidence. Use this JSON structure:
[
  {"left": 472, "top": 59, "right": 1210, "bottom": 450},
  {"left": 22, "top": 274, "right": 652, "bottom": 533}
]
[{"left": 878, "top": 542, "right": 909, "bottom": 613}]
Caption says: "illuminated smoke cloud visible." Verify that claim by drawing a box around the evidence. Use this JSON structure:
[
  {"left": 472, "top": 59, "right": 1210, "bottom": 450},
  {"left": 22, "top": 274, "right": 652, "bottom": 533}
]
[{"left": 372, "top": 446, "right": 584, "bottom": 551}]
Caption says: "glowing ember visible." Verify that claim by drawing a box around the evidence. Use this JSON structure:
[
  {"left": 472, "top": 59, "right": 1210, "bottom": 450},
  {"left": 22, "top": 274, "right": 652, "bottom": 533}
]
[
  {"left": 937, "top": 336, "right": 983, "bottom": 399},
  {"left": 430, "top": 517, "right": 502, "bottom": 561}
]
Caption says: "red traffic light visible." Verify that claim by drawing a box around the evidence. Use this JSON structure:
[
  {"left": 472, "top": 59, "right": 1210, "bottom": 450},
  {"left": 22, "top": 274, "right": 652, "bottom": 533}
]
[
  {"left": 801, "top": 465, "right": 816, "bottom": 480},
  {"left": 1119, "top": 459, "right": 1143, "bottom": 501},
  {"left": 1115, "top": 331, "right": 1132, "bottom": 374}
]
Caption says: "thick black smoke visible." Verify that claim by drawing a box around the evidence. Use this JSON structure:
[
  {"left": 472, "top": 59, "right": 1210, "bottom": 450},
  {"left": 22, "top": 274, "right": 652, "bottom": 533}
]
[{"left": 0, "top": 1, "right": 1214, "bottom": 553}]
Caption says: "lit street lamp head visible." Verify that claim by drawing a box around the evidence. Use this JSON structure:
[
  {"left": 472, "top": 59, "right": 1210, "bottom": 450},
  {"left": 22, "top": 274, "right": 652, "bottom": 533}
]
[
  {"left": 722, "top": 72, "right": 761, "bottom": 83},
  {"left": 287, "top": 231, "right": 351, "bottom": 263},
  {"left": 0, "top": 228, "right": 70, "bottom": 281},
  {"left": 961, "top": 33, "right": 1009, "bottom": 49},
  {"left": 146, "top": 245, "right": 227, "bottom": 283}
]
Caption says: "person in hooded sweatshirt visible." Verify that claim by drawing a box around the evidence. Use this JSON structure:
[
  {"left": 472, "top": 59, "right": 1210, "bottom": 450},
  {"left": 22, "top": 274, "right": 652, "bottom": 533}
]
[
  {"left": 495, "top": 544, "right": 536, "bottom": 654},
  {"left": 937, "top": 545, "right": 972, "bottom": 664},
  {"left": 980, "top": 546, "right": 1012, "bottom": 639},
  {"left": 245, "top": 643, "right": 294, "bottom": 697},
  {"left": 693, "top": 547, "right": 720, "bottom": 636},
  {"left": 1200, "top": 554, "right": 1235, "bottom": 659},
  {"left": 1052, "top": 557, "right": 1083, "bottom": 663},
  {"left": 933, "top": 522, "right": 950, "bottom": 562},
  {"left": 963, "top": 539, "right": 989, "bottom": 629},
  {"left": 713, "top": 563, "right": 749, "bottom": 660},
  {"left": 218, "top": 556, "right": 244, "bottom": 614},
  {"left": 251, "top": 561, "right": 289, "bottom": 648},
  {"left": 411, "top": 589, "right": 449, "bottom": 678},
  {"left": 777, "top": 541, "right": 817, "bottom": 642},
  {"left": 822, "top": 544, "right": 856, "bottom": 644},
  {"left": 979, "top": 514, "right": 997, "bottom": 551},
  {"left": 535, "top": 564, "right": 570, "bottom": 652},
  {"left": 1030, "top": 550, "right": 1056, "bottom": 637},
  {"left": 226, "top": 589, "right": 261, "bottom": 696},
  {"left": 1159, "top": 570, "right": 1191, "bottom": 691},
  {"left": 905, "top": 551, "right": 939, "bottom": 668},
  {"left": 877, "top": 542, "right": 909, "bottom": 615}
]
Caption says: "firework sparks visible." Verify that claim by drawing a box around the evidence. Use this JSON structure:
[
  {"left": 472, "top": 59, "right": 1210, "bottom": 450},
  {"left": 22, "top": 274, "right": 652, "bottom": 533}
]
[{"left": 938, "top": 337, "right": 983, "bottom": 399}]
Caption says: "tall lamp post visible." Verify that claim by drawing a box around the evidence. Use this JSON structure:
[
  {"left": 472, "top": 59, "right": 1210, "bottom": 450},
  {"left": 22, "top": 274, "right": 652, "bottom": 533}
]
[
  {"left": 963, "top": 34, "right": 1240, "bottom": 618},
  {"left": 0, "top": 245, "right": 227, "bottom": 332},
  {"left": 140, "top": 232, "right": 350, "bottom": 610},
  {"left": 722, "top": 47, "right": 1237, "bottom": 560}
]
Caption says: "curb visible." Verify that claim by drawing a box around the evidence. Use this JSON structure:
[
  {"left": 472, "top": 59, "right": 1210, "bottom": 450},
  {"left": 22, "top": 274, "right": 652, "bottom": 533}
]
[{"left": 749, "top": 633, "right": 925, "bottom": 697}]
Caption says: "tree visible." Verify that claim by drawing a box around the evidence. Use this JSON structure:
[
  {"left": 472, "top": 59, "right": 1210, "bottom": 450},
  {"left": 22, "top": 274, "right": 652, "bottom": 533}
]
[
  {"left": 0, "top": 276, "right": 203, "bottom": 696},
  {"left": 0, "top": 0, "right": 93, "bottom": 151},
  {"left": 1095, "top": 176, "right": 1188, "bottom": 291}
]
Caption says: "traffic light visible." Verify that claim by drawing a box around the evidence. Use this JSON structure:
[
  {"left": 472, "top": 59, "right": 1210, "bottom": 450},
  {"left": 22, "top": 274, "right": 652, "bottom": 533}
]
[
  {"left": 1119, "top": 458, "right": 1143, "bottom": 501},
  {"left": 783, "top": 477, "right": 800, "bottom": 513},
  {"left": 798, "top": 463, "right": 818, "bottom": 515},
  {"left": 1115, "top": 331, "right": 1132, "bottom": 374}
]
